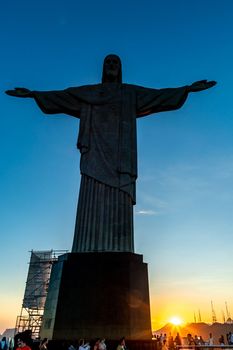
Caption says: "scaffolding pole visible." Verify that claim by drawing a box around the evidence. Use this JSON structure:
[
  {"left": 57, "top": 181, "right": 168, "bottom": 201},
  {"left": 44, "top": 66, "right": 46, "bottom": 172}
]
[{"left": 15, "top": 250, "right": 67, "bottom": 339}]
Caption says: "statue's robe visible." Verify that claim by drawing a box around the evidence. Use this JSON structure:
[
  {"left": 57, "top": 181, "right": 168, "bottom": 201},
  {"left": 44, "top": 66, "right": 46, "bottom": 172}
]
[{"left": 33, "top": 83, "right": 188, "bottom": 252}]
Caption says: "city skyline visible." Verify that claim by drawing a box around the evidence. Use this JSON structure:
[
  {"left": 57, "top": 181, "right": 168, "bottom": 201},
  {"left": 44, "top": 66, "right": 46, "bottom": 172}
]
[{"left": 1, "top": 0, "right": 233, "bottom": 334}]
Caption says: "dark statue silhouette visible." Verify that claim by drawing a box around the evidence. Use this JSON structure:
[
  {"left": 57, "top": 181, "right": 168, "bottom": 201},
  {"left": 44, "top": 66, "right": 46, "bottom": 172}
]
[{"left": 6, "top": 54, "right": 216, "bottom": 253}]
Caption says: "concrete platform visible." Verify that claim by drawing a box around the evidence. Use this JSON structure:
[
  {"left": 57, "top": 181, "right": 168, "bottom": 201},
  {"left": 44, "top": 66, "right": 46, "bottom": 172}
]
[{"left": 40, "top": 252, "right": 152, "bottom": 340}]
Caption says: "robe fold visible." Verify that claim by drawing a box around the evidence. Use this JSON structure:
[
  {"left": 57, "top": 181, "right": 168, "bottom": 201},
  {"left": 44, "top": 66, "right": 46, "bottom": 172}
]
[{"left": 33, "top": 83, "right": 188, "bottom": 252}]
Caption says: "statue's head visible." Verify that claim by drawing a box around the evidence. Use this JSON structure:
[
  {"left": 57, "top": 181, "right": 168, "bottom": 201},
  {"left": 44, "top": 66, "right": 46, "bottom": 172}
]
[{"left": 102, "top": 54, "right": 122, "bottom": 83}]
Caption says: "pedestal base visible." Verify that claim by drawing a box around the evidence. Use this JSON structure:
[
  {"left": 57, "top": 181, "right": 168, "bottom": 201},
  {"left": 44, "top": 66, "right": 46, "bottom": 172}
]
[{"left": 40, "top": 252, "right": 152, "bottom": 340}]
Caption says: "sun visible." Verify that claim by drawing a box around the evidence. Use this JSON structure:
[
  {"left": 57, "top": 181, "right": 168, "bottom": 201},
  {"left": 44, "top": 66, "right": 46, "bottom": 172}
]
[{"left": 169, "top": 316, "right": 183, "bottom": 326}]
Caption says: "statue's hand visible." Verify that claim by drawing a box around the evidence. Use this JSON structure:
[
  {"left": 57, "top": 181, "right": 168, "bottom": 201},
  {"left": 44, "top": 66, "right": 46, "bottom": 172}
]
[
  {"left": 5, "top": 87, "right": 33, "bottom": 98},
  {"left": 188, "top": 80, "right": 217, "bottom": 92}
]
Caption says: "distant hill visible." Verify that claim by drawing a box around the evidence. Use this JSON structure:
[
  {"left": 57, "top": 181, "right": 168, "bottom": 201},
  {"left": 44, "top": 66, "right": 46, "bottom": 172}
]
[{"left": 155, "top": 322, "right": 233, "bottom": 343}]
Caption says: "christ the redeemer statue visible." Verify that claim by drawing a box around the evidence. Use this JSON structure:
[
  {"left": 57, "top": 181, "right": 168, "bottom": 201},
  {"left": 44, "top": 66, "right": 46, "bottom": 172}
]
[{"left": 6, "top": 54, "right": 216, "bottom": 253}]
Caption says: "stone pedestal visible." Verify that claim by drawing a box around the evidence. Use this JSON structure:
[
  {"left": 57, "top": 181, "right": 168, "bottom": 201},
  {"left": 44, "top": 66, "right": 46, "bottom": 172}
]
[{"left": 40, "top": 252, "right": 152, "bottom": 340}]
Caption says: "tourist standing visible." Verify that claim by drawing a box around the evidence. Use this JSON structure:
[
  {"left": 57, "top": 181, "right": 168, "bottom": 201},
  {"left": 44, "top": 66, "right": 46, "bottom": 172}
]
[
  {"left": 1, "top": 337, "right": 8, "bottom": 350},
  {"left": 39, "top": 338, "right": 48, "bottom": 350},
  {"left": 174, "top": 333, "right": 182, "bottom": 347},
  {"left": 208, "top": 333, "right": 214, "bottom": 346},
  {"left": 168, "top": 334, "right": 174, "bottom": 350},
  {"left": 99, "top": 339, "right": 106, "bottom": 350},
  {"left": 16, "top": 337, "right": 31, "bottom": 350},
  {"left": 230, "top": 332, "right": 233, "bottom": 345},
  {"left": 116, "top": 338, "right": 127, "bottom": 350},
  {"left": 219, "top": 335, "right": 224, "bottom": 346},
  {"left": 161, "top": 340, "right": 168, "bottom": 350}
]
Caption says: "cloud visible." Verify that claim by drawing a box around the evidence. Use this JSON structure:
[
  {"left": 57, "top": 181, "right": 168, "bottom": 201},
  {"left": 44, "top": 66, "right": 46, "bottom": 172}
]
[{"left": 135, "top": 209, "right": 158, "bottom": 216}]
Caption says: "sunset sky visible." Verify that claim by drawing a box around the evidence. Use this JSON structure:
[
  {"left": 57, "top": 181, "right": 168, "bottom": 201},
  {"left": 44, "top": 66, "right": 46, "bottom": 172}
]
[{"left": 1, "top": 0, "right": 233, "bottom": 334}]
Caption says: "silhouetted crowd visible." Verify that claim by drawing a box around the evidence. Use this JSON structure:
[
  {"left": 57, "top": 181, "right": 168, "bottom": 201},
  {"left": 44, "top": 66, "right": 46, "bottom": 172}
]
[
  {"left": 154, "top": 331, "right": 233, "bottom": 349},
  {"left": 154, "top": 333, "right": 182, "bottom": 350},
  {"left": 67, "top": 337, "right": 127, "bottom": 350},
  {"left": 0, "top": 333, "right": 128, "bottom": 350},
  {"left": 2, "top": 331, "right": 233, "bottom": 350}
]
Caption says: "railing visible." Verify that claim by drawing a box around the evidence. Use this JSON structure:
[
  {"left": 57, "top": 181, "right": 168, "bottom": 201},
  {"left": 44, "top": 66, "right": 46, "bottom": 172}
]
[{"left": 176, "top": 346, "right": 233, "bottom": 349}]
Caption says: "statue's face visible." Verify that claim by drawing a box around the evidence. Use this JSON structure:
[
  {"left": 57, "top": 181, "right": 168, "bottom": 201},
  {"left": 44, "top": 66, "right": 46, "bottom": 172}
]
[{"left": 103, "top": 55, "right": 121, "bottom": 81}]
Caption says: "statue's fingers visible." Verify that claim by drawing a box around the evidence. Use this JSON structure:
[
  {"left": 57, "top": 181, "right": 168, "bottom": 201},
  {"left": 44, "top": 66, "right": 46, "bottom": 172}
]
[
  {"left": 205, "top": 81, "right": 216, "bottom": 88},
  {"left": 209, "top": 80, "right": 217, "bottom": 86},
  {"left": 191, "top": 80, "right": 207, "bottom": 86}
]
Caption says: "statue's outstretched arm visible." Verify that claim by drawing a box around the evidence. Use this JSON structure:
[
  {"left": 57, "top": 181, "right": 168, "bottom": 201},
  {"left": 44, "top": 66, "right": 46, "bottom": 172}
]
[
  {"left": 6, "top": 87, "right": 82, "bottom": 117},
  {"left": 187, "top": 80, "right": 217, "bottom": 93},
  {"left": 5, "top": 87, "right": 33, "bottom": 98}
]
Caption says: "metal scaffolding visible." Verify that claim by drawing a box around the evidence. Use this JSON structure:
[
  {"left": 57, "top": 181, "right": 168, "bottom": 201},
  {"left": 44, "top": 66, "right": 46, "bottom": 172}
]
[{"left": 15, "top": 250, "right": 67, "bottom": 339}]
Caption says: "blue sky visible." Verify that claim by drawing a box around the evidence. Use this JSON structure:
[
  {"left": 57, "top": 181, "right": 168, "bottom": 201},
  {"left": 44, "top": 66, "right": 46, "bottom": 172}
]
[{"left": 1, "top": 0, "right": 233, "bottom": 333}]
